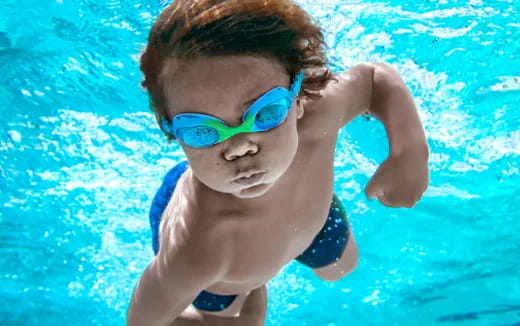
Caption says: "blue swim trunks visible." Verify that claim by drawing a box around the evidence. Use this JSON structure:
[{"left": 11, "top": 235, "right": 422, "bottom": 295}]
[{"left": 149, "top": 160, "right": 350, "bottom": 312}]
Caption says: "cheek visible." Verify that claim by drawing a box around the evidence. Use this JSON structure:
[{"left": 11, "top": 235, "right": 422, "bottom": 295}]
[
  {"left": 263, "top": 113, "right": 299, "bottom": 160},
  {"left": 280, "top": 110, "right": 300, "bottom": 144},
  {"left": 183, "top": 148, "right": 222, "bottom": 180}
]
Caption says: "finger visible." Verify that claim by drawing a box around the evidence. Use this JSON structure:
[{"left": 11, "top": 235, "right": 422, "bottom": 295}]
[
  {"left": 365, "top": 179, "right": 381, "bottom": 199},
  {"left": 377, "top": 191, "right": 393, "bottom": 207},
  {"left": 378, "top": 191, "right": 413, "bottom": 208}
]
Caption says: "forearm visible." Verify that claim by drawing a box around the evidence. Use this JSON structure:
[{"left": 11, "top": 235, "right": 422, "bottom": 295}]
[
  {"left": 368, "top": 63, "right": 428, "bottom": 157},
  {"left": 127, "top": 261, "right": 184, "bottom": 326},
  {"left": 127, "top": 265, "right": 165, "bottom": 326}
]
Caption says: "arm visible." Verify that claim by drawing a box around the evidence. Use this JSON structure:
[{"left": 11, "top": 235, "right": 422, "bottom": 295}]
[
  {"left": 338, "top": 63, "right": 426, "bottom": 153},
  {"left": 127, "top": 240, "right": 226, "bottom": 326},
  {"left": 338, "top": 63, "right": 429, "bottom": 207},
  {"left": 364, "top": 63, "right": 427, "bottom": 157}
]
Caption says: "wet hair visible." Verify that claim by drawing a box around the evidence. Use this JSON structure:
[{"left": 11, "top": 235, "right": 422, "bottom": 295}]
[{"left": 140, "top": 0, "right": 336, "bottom": 140}]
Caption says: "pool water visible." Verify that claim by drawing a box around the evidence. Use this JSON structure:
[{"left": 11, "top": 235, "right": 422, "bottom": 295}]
[{"left": 1, "top": 0, "right": 519, "bottom": 325}]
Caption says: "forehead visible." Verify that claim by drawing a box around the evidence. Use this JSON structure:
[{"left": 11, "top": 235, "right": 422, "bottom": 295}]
[{"left": 161, "top": 55, "right": 289, "bottom": 116}]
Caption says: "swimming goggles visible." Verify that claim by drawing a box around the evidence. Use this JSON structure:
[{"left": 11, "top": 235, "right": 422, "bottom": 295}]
[{"left": 160, "top": 71, "right": 305, "bottom": 148}]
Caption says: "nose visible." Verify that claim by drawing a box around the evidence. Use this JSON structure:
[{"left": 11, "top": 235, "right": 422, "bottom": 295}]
[{"left": 223, "top": 134, "right": 259, "bottom": 161}]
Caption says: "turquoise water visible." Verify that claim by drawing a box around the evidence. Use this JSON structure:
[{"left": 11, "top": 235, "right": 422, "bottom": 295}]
[{"left": 1, "top": 0, "right": 519, "bottom": 325}]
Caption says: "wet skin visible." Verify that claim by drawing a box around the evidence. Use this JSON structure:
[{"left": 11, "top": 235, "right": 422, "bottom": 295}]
[{"left": 157, "top": 55, "right": 360, "bottom": 318}]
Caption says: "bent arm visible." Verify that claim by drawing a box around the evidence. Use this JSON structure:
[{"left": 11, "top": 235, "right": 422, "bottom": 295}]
[
  {"left": 339, "top": 63, "right": 428, "bottom": 157},
  {"left": 367, "top": 63, "right": 428, "bottom": 157},
  {"left": 337, "top": 63, "right": 429, "bottom": 206}
]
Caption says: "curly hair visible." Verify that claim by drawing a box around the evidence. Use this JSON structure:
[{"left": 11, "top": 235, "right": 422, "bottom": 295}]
[{"left": 140, "top": 0, "right": 336, "bottom": 140}]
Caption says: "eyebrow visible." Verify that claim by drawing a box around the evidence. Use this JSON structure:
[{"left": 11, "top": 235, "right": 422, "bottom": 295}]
[
  {"left": 242, "top": 96, "right": 257, "bottom": 107},
  {"left": 238, "top": 82, "right": 286, "bottom": 112},
  {"left": 240, "top": 90, "right": 264, "bottom": 110}
]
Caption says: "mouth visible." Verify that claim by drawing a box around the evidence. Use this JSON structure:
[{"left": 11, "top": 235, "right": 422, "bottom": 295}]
[{"left": 232, "top": 172, "right": 266, "bottom": 186}]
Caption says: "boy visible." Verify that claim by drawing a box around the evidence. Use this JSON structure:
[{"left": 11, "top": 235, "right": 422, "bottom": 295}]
[{"left": 127, "top": 0, "right": 429, "bottom": 325}]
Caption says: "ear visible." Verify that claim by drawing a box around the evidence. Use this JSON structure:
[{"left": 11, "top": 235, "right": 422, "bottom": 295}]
[{"left": 295, "top": 98, "right": 304, "bottom": 119}]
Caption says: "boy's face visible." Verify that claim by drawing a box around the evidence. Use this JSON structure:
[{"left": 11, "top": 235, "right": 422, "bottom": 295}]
[{"left": 162, "top": 55, "right": 304, "bottom": 199}]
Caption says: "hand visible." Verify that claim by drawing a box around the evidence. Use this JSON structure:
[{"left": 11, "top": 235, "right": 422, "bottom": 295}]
[{"left": 365, "top": 148, "right": 429, "bottom": 208}]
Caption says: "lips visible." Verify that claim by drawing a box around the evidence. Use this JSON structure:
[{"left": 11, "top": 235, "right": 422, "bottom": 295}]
[{"left": 233, "top": 171, "right": 265, "bottom": 186}]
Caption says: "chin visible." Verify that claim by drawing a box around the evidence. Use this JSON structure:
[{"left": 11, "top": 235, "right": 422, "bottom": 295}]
[{"left": 232, "top": 182, "right": 274, "bottom": 199}]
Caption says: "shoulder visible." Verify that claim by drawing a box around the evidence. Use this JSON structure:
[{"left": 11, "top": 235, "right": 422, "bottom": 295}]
[
  {"left": 158, "top": 197, "right": 232, "bottom": 283},
  {"left": 299, "top": 64, "right": 376, "bottom": 136}
]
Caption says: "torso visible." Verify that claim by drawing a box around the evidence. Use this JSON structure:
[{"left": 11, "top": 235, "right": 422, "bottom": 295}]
[
  {"left": 164, "top": 71, "right": 354, "bottom": 295},
  {"left": 206, "top": 116, "right": 338, "bottom": 294}
]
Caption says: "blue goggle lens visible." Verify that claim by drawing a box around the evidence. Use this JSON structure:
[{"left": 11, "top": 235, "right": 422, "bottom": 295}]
[
  {"left": 177, "top": 126, "right": 219, "bottom": 148},
  {"left": 254, "top": 98, "right": 290, "bottom": 129}
]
